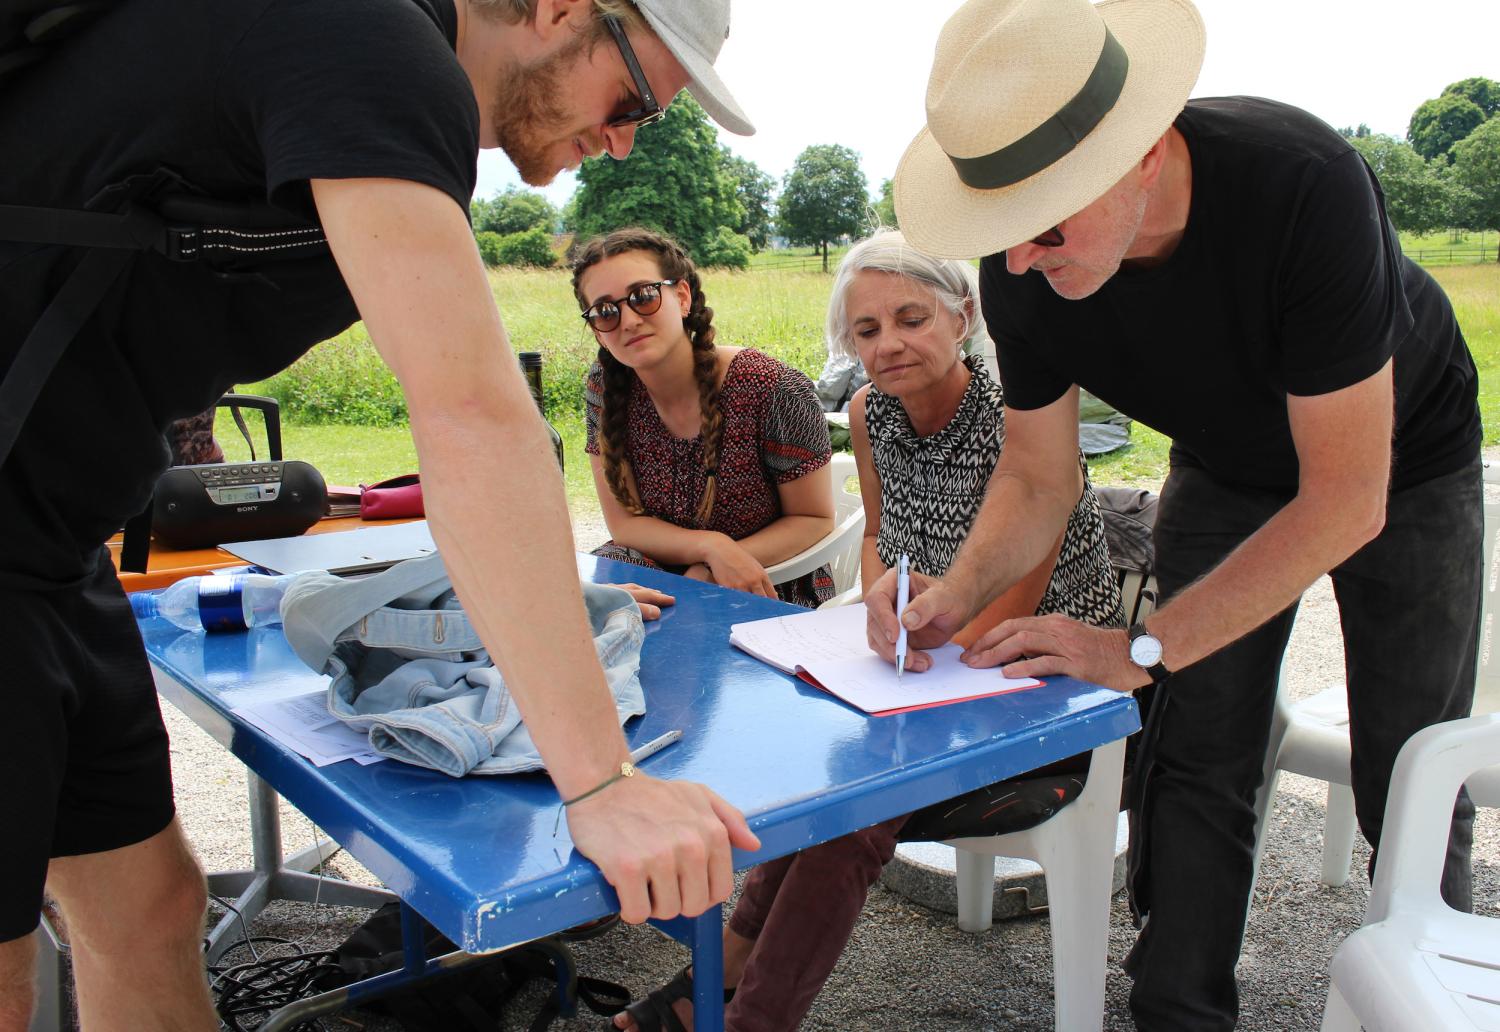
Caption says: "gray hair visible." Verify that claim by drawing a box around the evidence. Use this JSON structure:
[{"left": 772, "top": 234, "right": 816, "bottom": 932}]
[{"left": 825, "top": 230, "right": 990, "bottom": 362}]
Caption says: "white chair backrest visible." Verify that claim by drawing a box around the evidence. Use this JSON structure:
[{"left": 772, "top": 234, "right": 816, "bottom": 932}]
[
  {"left": 830, "top": 452, "right": 862, "bottom": 517},
  {"left": 1367, "top": 713, "right": 1500, "bottom": 922},
  {"left": 1118, "top": 570, "right": 1158, "bottom": 626},
  {"left": 766, "top": 452, "right": 866, "bottom": 595},
  {"left": 824, "top": 453, "right": 865, "bottom": 594}
]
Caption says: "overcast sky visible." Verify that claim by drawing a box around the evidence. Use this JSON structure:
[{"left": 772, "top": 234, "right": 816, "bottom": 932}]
[{"left": 474, "top": 0, "right": 1499, "bottom": 207}]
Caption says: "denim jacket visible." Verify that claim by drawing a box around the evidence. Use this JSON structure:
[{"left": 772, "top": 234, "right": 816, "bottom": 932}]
[{"left": 280, "top": 551, "right": 645, "bottom": 776}]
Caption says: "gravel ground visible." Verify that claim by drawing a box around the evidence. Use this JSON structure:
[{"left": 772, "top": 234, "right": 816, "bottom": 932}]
[{"left": 157, "top": 475, "right": 1499, "bottom": 1032}]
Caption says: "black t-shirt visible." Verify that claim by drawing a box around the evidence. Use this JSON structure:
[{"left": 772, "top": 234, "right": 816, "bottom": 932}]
[
  {"left": 0, "top": 0, "right": 478, "bottom": 583},
  {"left": 981, "top": 97, "right": 1480, "bottom": 494}
]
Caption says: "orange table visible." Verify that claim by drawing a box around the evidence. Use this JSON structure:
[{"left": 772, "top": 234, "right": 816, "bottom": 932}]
[{"left": 107, "top": 516, "right": 419, "bottom": 591}]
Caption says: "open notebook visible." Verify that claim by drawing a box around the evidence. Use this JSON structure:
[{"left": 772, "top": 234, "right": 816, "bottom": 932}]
[{"left": 730, "top": 603, "right": 1041, "bottom": 716}]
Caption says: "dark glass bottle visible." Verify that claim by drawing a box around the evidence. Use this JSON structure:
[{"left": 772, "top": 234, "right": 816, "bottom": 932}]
[{"left": 518, "top": 351, "right": 565, "bottom": 472}]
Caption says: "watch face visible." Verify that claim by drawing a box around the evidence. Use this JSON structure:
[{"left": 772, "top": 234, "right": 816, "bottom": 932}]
[{"left": 1130, "top": 633, "right": 1163, "bottom": 668}]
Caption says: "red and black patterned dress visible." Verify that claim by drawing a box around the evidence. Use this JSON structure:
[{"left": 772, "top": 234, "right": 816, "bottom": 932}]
[{"left": 584, "top": 348, "right": 834, "bottom": 608}]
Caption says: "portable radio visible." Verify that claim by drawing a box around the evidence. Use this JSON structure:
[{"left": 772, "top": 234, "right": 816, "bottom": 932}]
[{"left": 150, "top": 458, "right": 326, "bottom": 549}]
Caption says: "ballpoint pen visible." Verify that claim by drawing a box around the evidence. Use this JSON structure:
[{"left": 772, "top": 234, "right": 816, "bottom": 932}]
[
  {"left": 895, "top": 553, "right": 910, "bottom": 683},
  {"left": 630, "top": 728, "right": 683, "bottom": 766}
]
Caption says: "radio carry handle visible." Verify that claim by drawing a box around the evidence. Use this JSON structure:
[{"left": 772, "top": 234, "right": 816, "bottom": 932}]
[{"left": 218, "top": 393, "right": 283, "bottom": 463}]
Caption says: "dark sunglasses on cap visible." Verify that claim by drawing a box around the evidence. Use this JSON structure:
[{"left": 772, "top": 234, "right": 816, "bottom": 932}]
[
  {"left": 581, "top": 280, "right": 679, "bottom": 332},
  {"left": 603, "top": 17, "right": 665, "bottom": 130}
]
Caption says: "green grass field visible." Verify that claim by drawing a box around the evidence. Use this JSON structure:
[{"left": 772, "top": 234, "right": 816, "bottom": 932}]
[
  {"left": 1398, "top": 230, "right": 1498, "bottom": 265},
  {"left": 236, "top": 260, "right": 1500, "bottom": 513}
]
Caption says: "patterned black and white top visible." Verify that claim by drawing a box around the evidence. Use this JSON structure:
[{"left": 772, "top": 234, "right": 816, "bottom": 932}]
[{"left": 865, "top": 357, "right": 1124, "bottom": 628}]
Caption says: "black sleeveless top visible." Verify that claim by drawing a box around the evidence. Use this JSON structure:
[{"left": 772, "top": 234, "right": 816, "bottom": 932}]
[{"left": 866, "top": 358, "right": 1124, "bottom": 627}]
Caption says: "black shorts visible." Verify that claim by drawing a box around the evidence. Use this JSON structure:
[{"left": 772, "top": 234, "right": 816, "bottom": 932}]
[{"left": 1, "top": 549, "right": 175, "bottom": 941}]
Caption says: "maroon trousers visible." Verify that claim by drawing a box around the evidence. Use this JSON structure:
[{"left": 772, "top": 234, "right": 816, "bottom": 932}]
[{"left": 722, "top": 815, "right": 908, "bottom": 1032}]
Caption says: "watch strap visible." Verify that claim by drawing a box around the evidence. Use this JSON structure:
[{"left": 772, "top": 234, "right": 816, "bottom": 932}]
[{"left": 1128, "top": 623, "right": 1171, "bottom": 685}]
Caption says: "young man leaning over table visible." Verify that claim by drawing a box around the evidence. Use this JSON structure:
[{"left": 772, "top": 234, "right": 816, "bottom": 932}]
[{"left": 0, "top": 1, "right": 761, "bottom": 1028}]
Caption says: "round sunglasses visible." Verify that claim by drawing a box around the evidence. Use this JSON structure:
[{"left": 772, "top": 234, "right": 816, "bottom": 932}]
[{"left": 580, "top": 279, "right": 679, "bottom": 333}]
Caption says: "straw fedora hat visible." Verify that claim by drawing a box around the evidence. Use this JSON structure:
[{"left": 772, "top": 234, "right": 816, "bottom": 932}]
[{"left": 894, "top": 0, "right": 1205, "bottom": 259}]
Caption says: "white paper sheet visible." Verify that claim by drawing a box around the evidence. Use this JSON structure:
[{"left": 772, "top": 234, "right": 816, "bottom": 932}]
[
  {"left": 730, "top": 603, "right": 1040, "bottom": 715},
  {"left": 232, "top": 691, "right": 383, "bottom": 767}
]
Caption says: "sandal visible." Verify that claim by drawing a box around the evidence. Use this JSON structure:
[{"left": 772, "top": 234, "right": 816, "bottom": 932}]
[
  {"left": 561, "top": 912, "right": 621, "bottom": 942},
  {"left": 611, "top": 964, "right": 736, "bottom": 1032}
]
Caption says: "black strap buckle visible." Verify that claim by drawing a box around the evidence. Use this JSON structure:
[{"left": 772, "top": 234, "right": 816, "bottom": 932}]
[{"left": 161, "top": 222, "right": 200, "bottom": 262}]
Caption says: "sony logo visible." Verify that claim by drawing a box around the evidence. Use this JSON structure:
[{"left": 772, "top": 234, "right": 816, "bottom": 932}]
[{"left": 236, "top": 505, "right": 260, "bottom": 513}]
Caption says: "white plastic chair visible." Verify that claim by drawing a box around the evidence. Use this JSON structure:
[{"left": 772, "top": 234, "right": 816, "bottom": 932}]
[
  {"left": 1251, "top": 477, "right": 1500, "bottom": 891},
  {"left": 28, "top": 914, "right": 67, "bottom": 1032},
  {"left": 938, "top": 572, "right": 1157, "bottom": 1032},
  {"left": 1320, "top": 712, "right": 1500, "bottom": 1032},
  {"left": 766, "top": 453, "right": 865, "bottom": 596}
]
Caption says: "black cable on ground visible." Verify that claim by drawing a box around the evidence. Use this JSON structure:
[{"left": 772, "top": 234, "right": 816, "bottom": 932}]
[{"left": 207, "top": 940, "right": 343, "bottom": 1032}]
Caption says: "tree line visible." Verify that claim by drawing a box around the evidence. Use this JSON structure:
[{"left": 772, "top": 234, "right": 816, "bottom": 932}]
[
  {"left": 1342, "top": 77, "right": 1499, "bottom": 253},
  {"left": 471, "top": 77, "right": 1500, "bottom": 271},
  {"left": 469, "top": 97, "right": 883, "bottom": 271}
]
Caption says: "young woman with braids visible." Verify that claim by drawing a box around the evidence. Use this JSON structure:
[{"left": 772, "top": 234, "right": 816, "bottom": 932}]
[{"left": 573, "top": 227, "right": 836, "bottom": 609}]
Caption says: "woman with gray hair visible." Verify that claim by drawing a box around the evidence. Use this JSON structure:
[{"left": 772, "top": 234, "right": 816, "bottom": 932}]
[
  {"left": 615, "top": 231, "right": 1124, "bottom": 1032},
  {"left": 836, "top": 230, "right": 1121, "bottom": 631}
]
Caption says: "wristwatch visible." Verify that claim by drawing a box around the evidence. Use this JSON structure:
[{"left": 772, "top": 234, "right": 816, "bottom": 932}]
[{"left": 1128, "top": 623, "right": 1171, "bottom": 685}]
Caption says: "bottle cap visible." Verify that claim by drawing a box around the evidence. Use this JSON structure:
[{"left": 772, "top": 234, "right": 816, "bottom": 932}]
[{"left": 129, "top": 592, "right": 159, "bottom": 620}]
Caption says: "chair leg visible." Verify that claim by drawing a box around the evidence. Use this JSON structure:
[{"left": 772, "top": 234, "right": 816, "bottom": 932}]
[
  {"left": 1251, "top": 686, "right": 1291, "bottom": 879},
  {"left": 1320, "top": 982, "right": 1362, "bottom": 1032},
  {"left": 1029, "top": 819, "right": 1112, "bottom": 1032},
  {"left": 30, "top": 914, "right": 69, "bottom": 1032},
  {"left": 1321, "top": 783, "right": 1357, "bottom": 888},
  {"left": 1247, "top": 688, "right": 1291, "bottom": 941},
  {"left": 953, "top": 847, "right": 995, "bottom": 933},
  {"left": 1250, "top": 769, "right": 1281, "bottom": 882}
]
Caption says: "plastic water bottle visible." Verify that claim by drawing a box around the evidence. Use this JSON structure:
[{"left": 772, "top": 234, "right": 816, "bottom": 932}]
[{"left": 130, "top": 573, "right": 296, "bottom": 632}]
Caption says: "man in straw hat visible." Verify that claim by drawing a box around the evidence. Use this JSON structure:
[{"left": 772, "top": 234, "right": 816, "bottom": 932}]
[
  {"left": 0, "top": 0, "right": 759, "bottom": 1026},
  {"left": 868, "top": 0, "right": 1481, "bottom": 1026}
]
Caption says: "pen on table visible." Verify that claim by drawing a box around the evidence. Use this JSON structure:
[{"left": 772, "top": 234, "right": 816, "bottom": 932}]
[
  {"left": 895, "top": 553, "right": 910, "bottom": 683},
  {"left": 630, "top": 728, "right": 683, "bottom": 766}
]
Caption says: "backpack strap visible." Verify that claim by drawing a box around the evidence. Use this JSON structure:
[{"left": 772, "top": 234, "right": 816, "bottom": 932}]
[
  {"left": 0, "top": 196, "right": 327, "bottom": 264},
  {"left": 0, "top": 1, "right": 123, "bottom": 89},
  {"left": 0, "top": 201, "right": 168, "bottom": 251},
  {"left": 0, "top": 244, "right": 134, "bottom": 466}
]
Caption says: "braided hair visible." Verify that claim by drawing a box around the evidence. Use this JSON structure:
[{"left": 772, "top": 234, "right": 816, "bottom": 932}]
[{"left": 571, "top": 228, "right": 724, "bottom": 527}]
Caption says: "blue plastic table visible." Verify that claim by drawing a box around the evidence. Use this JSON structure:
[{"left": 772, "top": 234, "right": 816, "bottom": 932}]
[{"left": 139, "top": 554, "right": 1139, "bottom": 1030}]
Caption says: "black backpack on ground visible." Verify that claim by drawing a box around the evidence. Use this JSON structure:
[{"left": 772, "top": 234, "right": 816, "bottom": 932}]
[{"left": 285, "top": 902, "right": 629, "bottom": 1032}]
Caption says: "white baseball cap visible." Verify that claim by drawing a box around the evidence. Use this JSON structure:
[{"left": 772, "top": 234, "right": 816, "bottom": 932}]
[{"left": 634, "top": 0, "right": 755, "bottom": 135}]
